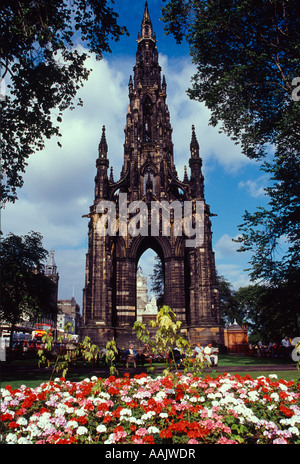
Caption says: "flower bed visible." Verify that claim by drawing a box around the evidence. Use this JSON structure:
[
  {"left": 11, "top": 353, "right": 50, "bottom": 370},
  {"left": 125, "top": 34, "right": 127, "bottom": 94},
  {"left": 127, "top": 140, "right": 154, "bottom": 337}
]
[{"left": 1, "top": 372, "right": 300, "bottom": 444}]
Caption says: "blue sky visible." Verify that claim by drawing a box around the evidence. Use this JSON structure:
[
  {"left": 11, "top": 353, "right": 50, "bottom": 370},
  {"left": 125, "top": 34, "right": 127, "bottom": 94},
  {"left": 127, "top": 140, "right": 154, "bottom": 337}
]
[{"left": 2, "top": 0, "right": 270, "bottom": 306}]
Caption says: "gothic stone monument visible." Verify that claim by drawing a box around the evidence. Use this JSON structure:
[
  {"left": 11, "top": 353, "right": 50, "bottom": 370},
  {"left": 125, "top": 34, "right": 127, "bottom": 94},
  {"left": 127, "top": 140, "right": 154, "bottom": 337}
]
[{"left": 79, "top": 3, "right": 224, "bottom": 348}]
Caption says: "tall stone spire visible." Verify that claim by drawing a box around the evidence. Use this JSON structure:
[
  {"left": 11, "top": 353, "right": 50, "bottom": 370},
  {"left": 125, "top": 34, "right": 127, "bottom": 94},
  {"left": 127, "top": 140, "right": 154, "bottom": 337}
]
[
  {"left": 139, "top": 2, "right": 155, "bottom": 41},
  {"left": 95, "top": 125, "right": 109, "bottom": 199},
  {"left": 189, "top": 125, "right": 204, "bottom": 198},
  {"left": 98, "top": 125, "right": 108, "bottom": 160},
  {"left": 80, "top": 4, "right": 223, "bottom": 350}
]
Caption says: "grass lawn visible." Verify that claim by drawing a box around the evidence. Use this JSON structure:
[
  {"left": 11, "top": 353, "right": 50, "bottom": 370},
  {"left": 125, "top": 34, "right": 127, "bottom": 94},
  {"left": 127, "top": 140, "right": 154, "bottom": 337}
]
[
  {"left": 1, "top": 354, "right": 299, "bottom": 390},
  {"left": 218, "top": 354, "right": 294, "bottom": 366}
]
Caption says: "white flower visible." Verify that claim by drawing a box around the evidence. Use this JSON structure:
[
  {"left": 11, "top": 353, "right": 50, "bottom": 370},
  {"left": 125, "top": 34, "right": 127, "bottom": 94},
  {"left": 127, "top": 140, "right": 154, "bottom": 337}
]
[
  {"left": 159, "top": 413, "right": 168, "bottom": 418},
  {"left": 76, "top": 426, "right": 88, "bottom": 436},
  {"left": 120, "top": 408, "right": 133, "bottom": 417},
  {"left": 104, "top": 433, "right": 116, "bottom": 444},
  {"left": 17, "top": 437, "right": 32, "bottom": 444},
  {"left": 155, "top": 391, "right": 166, "bottom": 400},
  {"left": 16, "top": 417, "right": 28, "bottom": 426},
  {"left": 65, "top": 420, "right": 78, "bottom": 428},
  {"left": 26, "top": 423, "right": 41, "bottom": 438},
  {"left": 141, "top": 411, "right": 156, "bottom": 421},
  {"left": 96, "top": 424, "right": 107, "bottom": 433},
  {"left": 148, "top": 426, "right": 160, "bottom": 434},
  {"left": 211, "top": 400, "right": 220, "bottom": 407},
  {"left": 6, "top": 433, "right": 18, "bottom": 444},
  {"left": 288, "top": 426, "right": 299, "bottom": 436},
  {"left": 248, "top": 391, "right": 259, "bottom": 401},
  {"left": 278, "top": 383, "right": 288, "bottom": 392}
]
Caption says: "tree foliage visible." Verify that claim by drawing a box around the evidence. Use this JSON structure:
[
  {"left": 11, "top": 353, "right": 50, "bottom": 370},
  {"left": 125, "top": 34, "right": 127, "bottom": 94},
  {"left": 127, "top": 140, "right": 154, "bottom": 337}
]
[
  {"left": 0, "top": 231, "right": 57, "bottom": 332},
  {"left": 150, "top": 255, "right": 164, "bottom": 306},
  {"left": 162, "top": 0, "right": 300, "bottom": 283},
  {"left": 162, "top": 0, "right": 300, "bottom": 157},
  {"left": 217, "top": 273, "right": 300, "bottom": 343},
  {"left": 235, "top": 147, "right": 300, "bottom": 282},
  {"left": 0, "top": 0, "right": 127, "bottom": 203}
]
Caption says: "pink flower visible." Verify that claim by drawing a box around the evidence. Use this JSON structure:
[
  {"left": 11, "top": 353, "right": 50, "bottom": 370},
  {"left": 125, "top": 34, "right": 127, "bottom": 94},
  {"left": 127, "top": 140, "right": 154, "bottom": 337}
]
[
  {"left": 113, "top": 430, "right": 127, "bottom": 442},
  {"left": 217, "top": 437, "right": 238, "bottom": 444},
  {"left": 273, "top": 438, "right": 288, "bottom": 444},
  {"left": 136, "top": 427, "right": 148, "bottom": 436},
  {"left": 188, "top": 439, "right": 198, "bottom": 444}
]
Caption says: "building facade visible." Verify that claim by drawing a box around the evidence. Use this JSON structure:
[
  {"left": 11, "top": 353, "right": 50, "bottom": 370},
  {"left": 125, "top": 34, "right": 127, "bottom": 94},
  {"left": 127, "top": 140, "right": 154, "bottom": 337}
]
[
  {"left": 57, "top": 297, "right": 81, "bottom": 335},
  {"left": 79, "top": 3, "right": 224, "bottom": 348}
]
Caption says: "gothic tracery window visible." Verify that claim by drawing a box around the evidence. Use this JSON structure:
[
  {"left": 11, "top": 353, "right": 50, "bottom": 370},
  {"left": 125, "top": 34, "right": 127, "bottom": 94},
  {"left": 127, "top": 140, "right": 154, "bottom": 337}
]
[{"left": 143, "top": 166, "right": 155, "bottom": 194}]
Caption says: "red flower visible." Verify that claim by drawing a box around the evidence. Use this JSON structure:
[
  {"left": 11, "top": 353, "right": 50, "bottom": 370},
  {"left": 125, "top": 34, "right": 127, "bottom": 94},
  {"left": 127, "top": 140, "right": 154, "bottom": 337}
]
[
  {"left": 37, "top": 392, "right": 47, "bottom": 401},
  {"left": 108, "top": 386, "right": 119, "bottom": 395},
  {"left": 160, "top": 428, "right": 173, "bottom": 439},
  {"left": 1, "top": 413, "right": 13, "bottom": 422},
  {"left": 9, "top": 421, "right": 19, "bottom": 429},
  {"left": 84, "top": 402, "right": 94, "bottom": 411},
  {"left": 114, "top": 425, "right": 125, "bottom": 433},
  {"left": 98, "top": 402, "right": 109, "bottom": 412},
  {"left": 143, "top": 435, "right": 155, "bottom": 444},
  {"left": 280, "top": 404, "right": 294, "bottom": 418},
  {"left": 39, "top": 407, "right": 49, "bottom": 414},
  {"left": 279, "top": 391, "right": 289, "bottom": 400}
]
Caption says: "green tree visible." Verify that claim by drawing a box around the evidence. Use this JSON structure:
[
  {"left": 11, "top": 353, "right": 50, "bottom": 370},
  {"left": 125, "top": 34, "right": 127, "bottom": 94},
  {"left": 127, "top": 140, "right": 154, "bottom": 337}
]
[
  {"left": 235, "top": 272, "right": 300, "bottom": 343},
  {"left": 0, "top": 0, "right": 127, "bottom": 203},
  {"left": 217, "top": 274, "right": 239, "bottom": 326},
  {"left": 0, "top": 231, "right": 58, "bottom": 353},
  {"left": 162, "top": 0, "right": 300, "bottom": 158},
  {"left": 134, "top": 305, "right": 190, "bottom": 374},
  {"left": 235, "top": 146, "right": 300, "bottom": 283},
  {"left": 149, "top": 255, "right": 164, "bottom": 307},
  {"left": 162, "top": 0, "right": 300, "bottom": 282}
]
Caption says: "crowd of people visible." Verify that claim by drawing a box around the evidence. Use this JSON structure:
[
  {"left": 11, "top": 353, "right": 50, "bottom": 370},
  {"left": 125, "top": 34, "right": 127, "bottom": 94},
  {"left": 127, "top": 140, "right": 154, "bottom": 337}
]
[
  {"left": 122, "top": 336, "right": 296, "bottom": 369},
  {"left": 122, "top": 341, "right": 220, "bottom": 369},
  {"left": 249, "top": 336, "right": 295, "bottom": 359}
]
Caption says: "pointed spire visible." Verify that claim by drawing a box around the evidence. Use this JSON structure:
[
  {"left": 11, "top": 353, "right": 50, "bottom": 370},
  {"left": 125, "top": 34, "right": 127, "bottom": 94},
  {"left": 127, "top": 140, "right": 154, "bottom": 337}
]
[
  {"left": 109, "top": 166, "right": 114, "bottom": 183},
  {"left": 128, "top": 75, "right": 133, "bottom": 94},
  {"left": 139, "top": 1, "right": 155, "bottom": 41},
  {"left": 45, "top": 250, "right": 57, "bottom": 276},
  {"left": 190, "top": 125, "right": 199, "bottom": 158},
  {"left": 99, "top": 125, "right": 108, "bottom": 159},
  {"left": 183, "top": 165, "right": 189, "bottom": 183}
]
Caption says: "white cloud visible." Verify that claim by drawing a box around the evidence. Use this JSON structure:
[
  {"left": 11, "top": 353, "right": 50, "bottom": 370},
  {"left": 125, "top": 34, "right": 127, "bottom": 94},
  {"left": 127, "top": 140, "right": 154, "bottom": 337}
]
[
  {"left": 216, "top": 263, "right": 251, "bottom": 290},
  {"left": 238, "top": 177, "right": 267, "bottom": 198},
  {"left": 214, "top": 233, "right": 242, "bottom": 260},
  {"left": 159, "top": 54, "right": 250, "bottom": 178}
]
